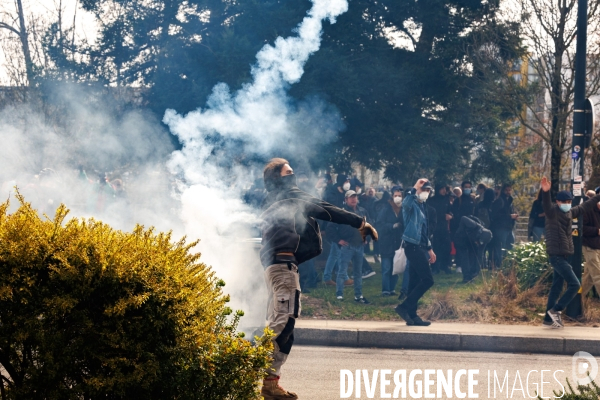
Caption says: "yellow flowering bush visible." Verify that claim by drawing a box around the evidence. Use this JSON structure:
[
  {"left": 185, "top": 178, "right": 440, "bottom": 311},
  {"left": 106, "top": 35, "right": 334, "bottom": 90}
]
[{"left": 0, "top": 194, "right": 272, "bottom": 399}]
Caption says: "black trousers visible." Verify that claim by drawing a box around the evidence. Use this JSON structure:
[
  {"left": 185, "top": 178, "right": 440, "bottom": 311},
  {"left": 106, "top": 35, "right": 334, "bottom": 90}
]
[
  {"left": 431, "top": 232, "right": 451, "bottom": 272},
  {"left": 401, "top": 243, "right": 434, "bottom": 318}
]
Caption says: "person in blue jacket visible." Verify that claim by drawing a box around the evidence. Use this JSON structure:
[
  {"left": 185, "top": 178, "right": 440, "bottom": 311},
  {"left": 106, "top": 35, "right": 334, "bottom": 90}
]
[{"left": 394, "top": 178, "right": 436, "bottom": 326}]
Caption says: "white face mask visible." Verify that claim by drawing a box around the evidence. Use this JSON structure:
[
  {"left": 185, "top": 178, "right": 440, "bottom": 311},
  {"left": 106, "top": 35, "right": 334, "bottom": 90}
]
[
  {"left": 356, "top": 187, "right": 362, "bottom": 195},
  {"left": 418, "top": 192, "right": 429, "bottom": 202},
  {"left": 393, "top": 196, "right": 403, "bottom": 205},
  {"left": 342, "top": 182, "right": 351, "bottom": 191}
]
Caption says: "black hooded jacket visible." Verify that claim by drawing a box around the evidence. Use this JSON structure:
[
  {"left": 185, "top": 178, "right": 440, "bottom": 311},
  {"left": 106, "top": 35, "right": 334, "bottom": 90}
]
[{"left": 260, "top": 186, "right": 363, "bottom": 267}]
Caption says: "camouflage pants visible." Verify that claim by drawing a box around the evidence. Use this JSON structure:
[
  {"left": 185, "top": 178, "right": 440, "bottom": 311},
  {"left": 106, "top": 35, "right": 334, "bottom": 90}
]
[{"left": 264, "top": 262, "right": 301, "bottom": 377}]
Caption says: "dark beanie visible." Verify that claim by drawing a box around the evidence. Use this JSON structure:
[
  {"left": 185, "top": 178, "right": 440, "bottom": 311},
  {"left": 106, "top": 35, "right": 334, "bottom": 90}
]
[{"left": 556, "top": 191, "right": 573, "bottom": 201}]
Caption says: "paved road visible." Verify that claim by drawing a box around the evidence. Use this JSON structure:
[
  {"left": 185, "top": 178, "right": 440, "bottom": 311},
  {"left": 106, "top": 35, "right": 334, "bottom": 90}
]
[{"left": 281, "top": 345, "right": 591, "bottom": 399}]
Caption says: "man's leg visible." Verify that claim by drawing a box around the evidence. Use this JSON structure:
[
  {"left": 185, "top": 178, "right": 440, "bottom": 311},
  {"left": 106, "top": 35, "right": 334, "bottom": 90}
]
[
  {"left": 336, "top": 246, "right": 353, "bottom": 298},
  {"left": 263, "top": 263, "right": 301, "bottom": 399},
  {"left": 582, "top": 246, "right": 600, "bottom": 298},
  {"left": 582, "top": 246, "right": 595, "bottom": 296},
  {"left": 353, "top": 245, "right": 365, "bottom": 298},
  {"left": 532, "top": 226, "right": 545, "bottom": 242},
  {"left": 551, "top": 256, "right": 580, "bottom": 312},
  {"left": 381, "top": 257, "right": 393, "bottom": 293},
  {"left": 588, "top": 248, "right": 600, "bottom": 296},
  {"left": 323, "top": 244, "right": 340, "bottom": 283}
]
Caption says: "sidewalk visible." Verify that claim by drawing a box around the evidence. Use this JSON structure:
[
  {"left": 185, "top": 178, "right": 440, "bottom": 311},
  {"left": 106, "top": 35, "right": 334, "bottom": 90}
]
[{"left": 295, "top": 319, "right": 600, "bottom": 355}]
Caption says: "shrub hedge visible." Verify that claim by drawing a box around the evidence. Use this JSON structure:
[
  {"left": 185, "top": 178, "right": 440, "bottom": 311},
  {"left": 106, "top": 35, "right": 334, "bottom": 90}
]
[{"left": 0, "top": 194, "right": 272, "bottom": 399}]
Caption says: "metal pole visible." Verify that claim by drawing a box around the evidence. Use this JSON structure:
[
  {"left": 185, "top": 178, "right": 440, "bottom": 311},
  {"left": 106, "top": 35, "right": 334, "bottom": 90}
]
[{"left": 566, "top": 0, "right": 588, "bottom": 318}]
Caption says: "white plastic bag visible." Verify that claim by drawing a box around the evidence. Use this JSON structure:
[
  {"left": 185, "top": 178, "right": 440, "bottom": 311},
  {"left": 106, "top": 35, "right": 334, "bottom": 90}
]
[{"left": 393, "top": 242, "right": 407, "bottom": 275}]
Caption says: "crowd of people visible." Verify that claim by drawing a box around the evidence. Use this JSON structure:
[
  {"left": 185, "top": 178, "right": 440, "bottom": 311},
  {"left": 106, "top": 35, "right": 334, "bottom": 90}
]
[{"left": 250, "top": 172, "right": 527, "bottom": 301}]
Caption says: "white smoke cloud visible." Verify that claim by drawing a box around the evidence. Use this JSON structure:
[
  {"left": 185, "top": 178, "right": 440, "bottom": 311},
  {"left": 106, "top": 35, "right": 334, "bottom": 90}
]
[
  {"left": 0, "top": 0, "right": 349, "bottom": 333},
  {"left": 165, "top": 0, "right": 348, "bottom": 330}
]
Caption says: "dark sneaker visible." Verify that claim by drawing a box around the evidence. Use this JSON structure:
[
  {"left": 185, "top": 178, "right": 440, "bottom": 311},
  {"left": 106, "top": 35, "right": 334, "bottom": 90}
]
[
  {"left": 412, "top": 316, "right": 431, "bottom": 326},
  {"left": 546, "top": 308, "right": 564, "bottom": 328},
  {"left": 394, "top": 305, "right": 415, "bottom": 325},
  {"left": 397, "top": 290, "right": 407, "bottom": 302},
  {"left": 362, "top": 270, "right": 376, "bottom": 279},
  {"left": 355, "top": 296, "right": 370, "bottom": 304},
  {"left": 390, "top": 290, "right": 397, "bottom": 296},
  {"left": 381, "top": 291, "right": 391, "bottom": 297}
]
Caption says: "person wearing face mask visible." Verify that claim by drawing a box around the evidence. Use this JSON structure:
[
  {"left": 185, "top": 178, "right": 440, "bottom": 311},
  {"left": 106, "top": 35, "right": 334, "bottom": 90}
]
[
  {"left": 540, "top": 176, "right": 600, "bottom": 328},
  {"left": 394, "top": 179, "right": 436, "bottom": 326},
  {"left": 260, "top": 159, "right": 378, "bottom": 398},
  {"left": 377, "top": 186, "right": 405, "bottom": 296}
]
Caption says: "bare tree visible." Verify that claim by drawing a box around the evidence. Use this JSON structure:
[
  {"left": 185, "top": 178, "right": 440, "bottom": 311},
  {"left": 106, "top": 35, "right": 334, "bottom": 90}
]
[
  {"left": 0, "top": 0, "right": 34, "bottom": 85},
  {"left": 514, "top": 0, "right": 600, "bottom": 195},
  {"left": 473, "top": 0, "right": 600, "bottom": 196}
]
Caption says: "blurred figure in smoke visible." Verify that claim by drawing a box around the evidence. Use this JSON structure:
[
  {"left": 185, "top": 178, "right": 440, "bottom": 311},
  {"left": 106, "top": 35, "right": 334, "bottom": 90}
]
[
  {"left": 260, "top": 158, "right": 377, "bottom": 399},
  {"left": 295, "top": 171, "right": 318, "bottom": 292},
  {"left": 321, "top": 173, "right": 351, "bottom": 286}
]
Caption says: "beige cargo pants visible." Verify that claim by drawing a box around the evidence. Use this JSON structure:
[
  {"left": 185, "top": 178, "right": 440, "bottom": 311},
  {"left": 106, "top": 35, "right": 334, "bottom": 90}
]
[
  {"left": 582, "top": 246, "right": 600, "bottom": 297},
  {"left": 264, "top": 262, "right": 301, "bottom": 377}
]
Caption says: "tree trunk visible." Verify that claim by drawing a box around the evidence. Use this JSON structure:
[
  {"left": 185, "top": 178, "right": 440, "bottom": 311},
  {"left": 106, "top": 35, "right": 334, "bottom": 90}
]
[{"left": 15, "top": 0, "right": 34, "bottom": 86}]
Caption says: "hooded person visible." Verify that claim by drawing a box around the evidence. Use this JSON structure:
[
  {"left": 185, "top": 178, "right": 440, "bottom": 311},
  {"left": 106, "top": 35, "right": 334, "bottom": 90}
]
[
  {"left": 454, "top": 215, "right": 493, "bottom": 283},
  {"left": 428, "top": 183, "right": 453, "bottom": 274},
  {"left": 259, "top": 159, "right": 377, "bottom": 399}
]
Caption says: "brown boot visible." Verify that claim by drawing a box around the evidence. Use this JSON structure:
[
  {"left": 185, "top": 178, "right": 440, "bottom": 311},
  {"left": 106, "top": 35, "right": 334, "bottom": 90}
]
[{"left": 261, "top": 376, "right": 298, "bottom": 400}]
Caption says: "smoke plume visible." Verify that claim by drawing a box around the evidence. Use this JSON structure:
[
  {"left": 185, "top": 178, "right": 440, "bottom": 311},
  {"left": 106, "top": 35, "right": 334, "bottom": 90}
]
[
  {"left": 0, "top": 0, "right": 348, "bottom": 332},
  {"left": 165, "top": 0, "right": 348, "bottom": 330}
]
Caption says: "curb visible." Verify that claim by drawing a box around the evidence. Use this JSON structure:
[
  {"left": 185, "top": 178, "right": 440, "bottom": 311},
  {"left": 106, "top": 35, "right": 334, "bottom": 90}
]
[{"left": 295, "top": 327, "right": 600, "bottom": 355}]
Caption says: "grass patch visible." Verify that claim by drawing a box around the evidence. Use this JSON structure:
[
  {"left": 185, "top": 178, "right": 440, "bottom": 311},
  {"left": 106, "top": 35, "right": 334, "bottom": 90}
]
[{"left": 300, "top": 259, "right": 600, "bottom": 325}]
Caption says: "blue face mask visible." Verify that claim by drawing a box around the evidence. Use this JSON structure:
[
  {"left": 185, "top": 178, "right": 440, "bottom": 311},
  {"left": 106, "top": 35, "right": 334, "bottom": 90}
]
[
  {"left": 463, "top": 188, "right": 472, "bottom": 195},
  {"left": 559, "top": 203, "right": 572, "bottom": 213}
]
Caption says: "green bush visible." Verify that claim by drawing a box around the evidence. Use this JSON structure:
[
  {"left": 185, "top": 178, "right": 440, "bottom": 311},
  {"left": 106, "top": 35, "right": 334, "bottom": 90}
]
[
  {"left": 539, "top": 376, "right": 600, "bottom": 399},
  {"left": 502, "top": 241, "right": 552, "bottom": 290},
  {"left": 0, "top": 195, "right": 272, "bottom": 399}
]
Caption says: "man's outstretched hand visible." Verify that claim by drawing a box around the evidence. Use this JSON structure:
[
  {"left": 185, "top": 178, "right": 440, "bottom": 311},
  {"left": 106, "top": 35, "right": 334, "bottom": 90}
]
[
  {"left": 541, "top": 176, "right": 551, "bottom": 192},
  {"left": 359, "top": 218, "right": 378, "bottom": 241}
]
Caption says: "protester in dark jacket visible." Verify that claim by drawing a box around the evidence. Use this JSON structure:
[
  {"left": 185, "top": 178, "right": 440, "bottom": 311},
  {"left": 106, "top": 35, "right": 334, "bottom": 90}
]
[
  {"left": 528, "top": 190, "right": 546, "bottom": 242},
  {"left": 540, "top": 176, "right": 600, "bottom": 328},
  {"left": 428, "top": 184, "right": 452, "bottom": 274},
  {"left": 377, "top": 186, "right": 404, "bottom": 296},
  {"left": 450, "top": 181, "right": 475, "bottom": 233},
  {"left": 260, "top": 158, "right": 377, "bottom": 398},
  {"left": 476, "top": 188, "right": 495, "bottom": 229},
  {"left": 450, "top": 181, "right": 475, "bottom": 274},
  {"left": 582, "top": 199, "right": 600, "bottom": 298},
  {"left": 454, "top": 216, "right": 492, "bottom": 283},
  {"left": 490, "top": 184, "right": 518, "bottom": 268}
]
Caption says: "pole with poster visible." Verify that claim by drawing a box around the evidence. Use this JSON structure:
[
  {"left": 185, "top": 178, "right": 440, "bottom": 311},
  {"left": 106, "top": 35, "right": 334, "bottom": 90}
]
[{"left": 565, "top": 0, "right": 588, "bottom": 319}]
